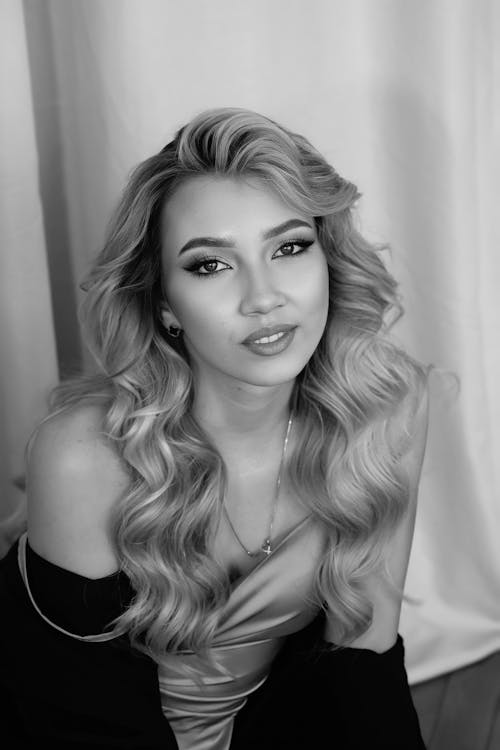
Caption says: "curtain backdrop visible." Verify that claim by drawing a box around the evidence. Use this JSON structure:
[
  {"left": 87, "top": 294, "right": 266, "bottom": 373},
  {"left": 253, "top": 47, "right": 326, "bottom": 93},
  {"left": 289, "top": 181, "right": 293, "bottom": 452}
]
[
  {"left": 0, "top": 0, "right": 59, "bottom": 552},
  {"left": 1, "top": 0, "right": 498, "bottom": 685}
]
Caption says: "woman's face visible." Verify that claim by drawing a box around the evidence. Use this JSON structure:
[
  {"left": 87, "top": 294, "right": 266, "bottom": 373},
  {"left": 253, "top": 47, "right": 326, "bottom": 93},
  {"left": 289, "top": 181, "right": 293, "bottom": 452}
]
[{"left": 160, "top": 175, "right": 329, "bottom": 390}]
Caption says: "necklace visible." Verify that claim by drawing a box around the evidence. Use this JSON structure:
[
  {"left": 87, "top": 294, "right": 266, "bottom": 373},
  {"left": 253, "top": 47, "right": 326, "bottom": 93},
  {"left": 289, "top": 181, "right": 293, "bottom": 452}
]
[{"left": 223, "top": 414, "right": 293, "bottom": 558}]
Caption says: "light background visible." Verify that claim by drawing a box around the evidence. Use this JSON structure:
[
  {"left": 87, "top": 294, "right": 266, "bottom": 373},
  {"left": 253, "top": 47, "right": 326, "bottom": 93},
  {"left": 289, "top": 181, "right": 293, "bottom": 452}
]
[{"left": 1, "top": 0, "right": 498, "bottom": 684}]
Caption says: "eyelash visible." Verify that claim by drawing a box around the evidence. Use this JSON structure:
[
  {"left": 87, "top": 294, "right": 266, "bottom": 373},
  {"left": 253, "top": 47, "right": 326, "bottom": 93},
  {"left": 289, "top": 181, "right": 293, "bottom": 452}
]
[{"left": 185, "top": 239, "right": 314, "bottom": 277}]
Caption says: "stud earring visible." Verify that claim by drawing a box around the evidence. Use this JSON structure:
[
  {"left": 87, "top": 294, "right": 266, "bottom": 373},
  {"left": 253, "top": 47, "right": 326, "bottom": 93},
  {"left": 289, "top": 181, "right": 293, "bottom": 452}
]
[{"left": 167, "top": 325, "right": 182, "bottom": 338}]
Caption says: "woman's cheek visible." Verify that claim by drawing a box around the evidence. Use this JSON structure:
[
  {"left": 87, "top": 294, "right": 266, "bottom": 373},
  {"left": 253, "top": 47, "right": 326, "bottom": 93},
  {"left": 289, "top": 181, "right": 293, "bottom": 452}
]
[{"left": 183, "top": 303, "right": 229, "bottom": 342}]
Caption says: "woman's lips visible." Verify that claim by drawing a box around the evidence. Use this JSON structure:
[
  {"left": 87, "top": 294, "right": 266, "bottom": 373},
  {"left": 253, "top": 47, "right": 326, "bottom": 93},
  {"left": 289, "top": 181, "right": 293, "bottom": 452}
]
[
  {"left": 241, "top": 327, "right": 297, "bottom": 356},
  {"left": 242, "top": 323, "right": 296, "bottom": 344}
]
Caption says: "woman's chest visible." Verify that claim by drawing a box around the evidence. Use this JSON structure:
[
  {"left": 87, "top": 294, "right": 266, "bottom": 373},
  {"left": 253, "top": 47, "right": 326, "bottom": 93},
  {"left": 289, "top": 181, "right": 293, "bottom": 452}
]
[{"left": 210, "top": 475, "right": 311, "bottom": 581}]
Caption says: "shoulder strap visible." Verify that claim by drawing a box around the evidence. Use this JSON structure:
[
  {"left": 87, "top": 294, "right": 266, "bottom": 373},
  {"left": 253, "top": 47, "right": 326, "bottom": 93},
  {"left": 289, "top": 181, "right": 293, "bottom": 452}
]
[{"left": 17, "top": 532, "right": 128, "bottom": 642}]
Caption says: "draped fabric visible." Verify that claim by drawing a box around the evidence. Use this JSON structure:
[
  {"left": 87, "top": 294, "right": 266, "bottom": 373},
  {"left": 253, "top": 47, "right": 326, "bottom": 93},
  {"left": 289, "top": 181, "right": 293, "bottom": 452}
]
[
  {"left": 0, "top": 0, "right": 58, "bottom": 554},
  {"left": 1, "top": 0, "right": 498, "bottom": 686}
]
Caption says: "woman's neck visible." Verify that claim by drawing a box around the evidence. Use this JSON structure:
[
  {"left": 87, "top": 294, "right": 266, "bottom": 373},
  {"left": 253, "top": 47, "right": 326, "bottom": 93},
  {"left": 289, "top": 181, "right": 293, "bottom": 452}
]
[{"left": 192, "top": 378, "right": 295, "bottom": 449}]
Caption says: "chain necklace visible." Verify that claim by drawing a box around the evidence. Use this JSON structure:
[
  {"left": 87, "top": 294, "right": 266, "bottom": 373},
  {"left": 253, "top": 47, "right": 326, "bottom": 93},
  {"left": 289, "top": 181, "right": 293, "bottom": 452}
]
[{"left": 223, "top": 414, "right": 293, "bottom": 558}]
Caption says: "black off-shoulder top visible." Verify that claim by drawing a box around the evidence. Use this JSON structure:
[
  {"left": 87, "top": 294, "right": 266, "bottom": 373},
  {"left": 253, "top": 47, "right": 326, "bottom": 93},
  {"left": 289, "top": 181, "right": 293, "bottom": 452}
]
[
  {"left": 0, "top": 535, "right": 426, "bottom": 750},
  {"left": 24, "top": 540, "right": 134, "bottom": 637}
]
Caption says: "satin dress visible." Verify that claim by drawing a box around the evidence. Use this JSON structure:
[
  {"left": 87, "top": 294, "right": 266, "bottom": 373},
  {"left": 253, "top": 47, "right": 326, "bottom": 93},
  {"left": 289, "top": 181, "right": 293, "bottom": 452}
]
[{"left": 17, "top": 515, "right": 325, "bottom": 750}]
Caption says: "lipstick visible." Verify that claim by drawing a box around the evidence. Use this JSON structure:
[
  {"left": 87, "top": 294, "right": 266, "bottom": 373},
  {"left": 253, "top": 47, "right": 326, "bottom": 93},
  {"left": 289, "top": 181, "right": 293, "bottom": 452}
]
[{"left": 242, "top": 324, "right": 296, "bottom": 356}]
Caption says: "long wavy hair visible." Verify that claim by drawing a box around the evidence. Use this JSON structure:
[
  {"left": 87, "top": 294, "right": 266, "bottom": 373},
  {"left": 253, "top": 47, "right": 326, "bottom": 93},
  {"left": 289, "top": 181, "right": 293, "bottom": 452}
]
[{"left": 47, "top": 107, "right": 429, "bottom": 665}]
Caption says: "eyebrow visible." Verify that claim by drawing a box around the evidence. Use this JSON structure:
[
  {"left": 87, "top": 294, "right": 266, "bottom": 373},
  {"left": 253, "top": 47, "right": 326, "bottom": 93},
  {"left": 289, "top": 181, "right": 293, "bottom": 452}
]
[{"left": 177, "top": 218, "right": 314, "bottom": 256}]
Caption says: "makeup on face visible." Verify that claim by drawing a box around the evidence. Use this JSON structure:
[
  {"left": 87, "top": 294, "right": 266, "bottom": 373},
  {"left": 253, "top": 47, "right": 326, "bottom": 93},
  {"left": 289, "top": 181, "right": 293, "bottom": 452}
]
[
  {"left": 178, "top": 219, "right": 316, "bottom": 282},
  {"left": 177, "top": 218, "right": 314, "bottom": 256},
  {"left": 241, "top": 324, "right": 297, "bottom": 357},
  {"left": 160, "top": 176, "right": 330, "bottom": 389}
]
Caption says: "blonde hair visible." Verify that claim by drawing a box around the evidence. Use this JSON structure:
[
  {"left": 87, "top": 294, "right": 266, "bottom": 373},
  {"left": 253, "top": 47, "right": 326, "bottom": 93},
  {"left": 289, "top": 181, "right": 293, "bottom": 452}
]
[{"left": 48, "top": 107, "right": 429, "bottom": 665}]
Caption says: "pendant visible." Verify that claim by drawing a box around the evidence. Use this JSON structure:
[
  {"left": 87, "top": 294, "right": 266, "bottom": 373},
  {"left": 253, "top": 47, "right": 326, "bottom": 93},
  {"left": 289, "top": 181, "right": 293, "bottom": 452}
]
[{"left": 261, "top": 539, "right": 272, "bottom": 556}]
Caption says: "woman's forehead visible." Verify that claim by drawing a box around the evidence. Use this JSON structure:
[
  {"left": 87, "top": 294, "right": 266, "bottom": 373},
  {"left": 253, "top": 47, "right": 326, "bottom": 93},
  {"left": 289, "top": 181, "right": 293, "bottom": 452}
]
[{"left": 160, "top": 175, "right": 311, "bottom": 256}]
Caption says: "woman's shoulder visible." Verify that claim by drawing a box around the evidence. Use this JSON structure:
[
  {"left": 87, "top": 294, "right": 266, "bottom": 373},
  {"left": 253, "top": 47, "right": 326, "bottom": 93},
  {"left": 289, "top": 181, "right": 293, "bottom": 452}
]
[
  {"left": 28, "top": 400, "right": 122, "bottom": 464},
  {"left": 26, "top": 402, "right": 130, "bottom": 578}
]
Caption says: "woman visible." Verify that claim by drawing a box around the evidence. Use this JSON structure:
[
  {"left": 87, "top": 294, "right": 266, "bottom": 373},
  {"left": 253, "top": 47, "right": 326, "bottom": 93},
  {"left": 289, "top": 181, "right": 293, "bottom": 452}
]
[{"left": 0, "top": 107, "right": 429, "bottom": 749}]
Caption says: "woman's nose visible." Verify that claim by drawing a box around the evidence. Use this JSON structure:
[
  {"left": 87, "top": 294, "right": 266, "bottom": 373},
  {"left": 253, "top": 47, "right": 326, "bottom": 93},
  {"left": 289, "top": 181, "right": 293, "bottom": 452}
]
[{"left": 239, "top": 268, "right": 286, "bottom": 316}]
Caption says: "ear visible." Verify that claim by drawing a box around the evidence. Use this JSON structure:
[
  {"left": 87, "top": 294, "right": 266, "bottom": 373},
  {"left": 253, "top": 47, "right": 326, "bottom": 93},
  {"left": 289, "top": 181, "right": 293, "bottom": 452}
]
[{"left": 159, "top": 302, "right": 181, "bottom": 331}]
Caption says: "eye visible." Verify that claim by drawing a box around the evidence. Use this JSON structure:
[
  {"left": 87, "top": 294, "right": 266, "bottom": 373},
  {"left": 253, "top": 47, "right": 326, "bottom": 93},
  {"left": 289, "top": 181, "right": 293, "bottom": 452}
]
[
  {"left": 273, "top": 239, "right": 314, "bottom": 258},
  {"left": 185, "top": 256, "right": 231, "bottom": 277}
]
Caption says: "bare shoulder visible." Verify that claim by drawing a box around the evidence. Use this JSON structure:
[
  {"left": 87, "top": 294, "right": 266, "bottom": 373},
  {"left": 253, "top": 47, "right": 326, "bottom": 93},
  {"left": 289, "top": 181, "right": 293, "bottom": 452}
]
[{"left": 26, "top": 402, "right": 130, "bottom": 577}]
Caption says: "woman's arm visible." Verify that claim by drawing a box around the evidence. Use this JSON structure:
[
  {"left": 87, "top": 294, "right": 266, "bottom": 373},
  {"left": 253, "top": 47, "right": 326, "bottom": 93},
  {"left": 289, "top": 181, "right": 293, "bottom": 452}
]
[
  {"left": 233, "top": 611, "right": 426, "bottom": 749},
  {"left": 0, "top": 405, "right": 178, "bottom": 748},
  {"left": 0, "top": 537, "right": 177, "bottom": 749},
  {"left": 26, "top": 404, "right": 128, "bottom": 578},
  {"left": 232, "top": 389, "right": 429, "bottom": 750},
  {"left": 324, "top": 386, "right": 430, "bottom": 652}
]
